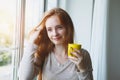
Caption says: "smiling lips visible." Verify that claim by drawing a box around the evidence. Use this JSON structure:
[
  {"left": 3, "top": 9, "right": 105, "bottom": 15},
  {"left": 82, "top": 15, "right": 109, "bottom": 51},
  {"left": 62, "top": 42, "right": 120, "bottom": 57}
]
[{"left": 53, "top": 37, "right": 61, "bottom": 41}]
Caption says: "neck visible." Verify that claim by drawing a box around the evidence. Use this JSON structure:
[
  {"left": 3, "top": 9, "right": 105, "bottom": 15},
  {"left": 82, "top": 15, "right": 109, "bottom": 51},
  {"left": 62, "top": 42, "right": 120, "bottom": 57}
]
[{"left": 54, "top": 44, "right": 66, "bottom": 57}]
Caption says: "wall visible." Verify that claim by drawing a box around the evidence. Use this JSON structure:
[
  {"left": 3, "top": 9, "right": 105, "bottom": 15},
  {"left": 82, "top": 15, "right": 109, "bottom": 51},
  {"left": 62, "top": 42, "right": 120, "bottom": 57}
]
[
  {"left": 59, "top": 0, "right": 120, "bottom": 80},
  {"left": 58, "top": 0, "right": 96, "bottom": 79},
  {"left": 59, "top": 0, "right": 93, "bottom": 51},
  {"left": 107, "top": 0, "right": 120, "bottom": 79}
]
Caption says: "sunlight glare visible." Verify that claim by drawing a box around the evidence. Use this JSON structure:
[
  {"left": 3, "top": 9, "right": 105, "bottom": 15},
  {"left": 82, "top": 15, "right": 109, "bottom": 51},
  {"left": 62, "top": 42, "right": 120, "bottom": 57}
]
[{"left": 0, "top": 0, "right": 16, "bottom": 38}]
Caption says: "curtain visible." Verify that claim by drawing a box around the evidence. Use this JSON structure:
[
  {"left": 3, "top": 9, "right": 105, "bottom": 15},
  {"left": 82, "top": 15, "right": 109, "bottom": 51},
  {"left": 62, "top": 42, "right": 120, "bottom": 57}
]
[{"left": 90, "top": 0, "right": 109, "bottom": 80}]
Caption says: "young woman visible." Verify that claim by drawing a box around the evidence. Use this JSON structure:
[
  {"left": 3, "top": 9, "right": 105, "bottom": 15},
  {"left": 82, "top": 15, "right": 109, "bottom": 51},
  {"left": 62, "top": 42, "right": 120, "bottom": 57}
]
[{"left": 18, "top": 8, "right": 93, "bottom": 80}]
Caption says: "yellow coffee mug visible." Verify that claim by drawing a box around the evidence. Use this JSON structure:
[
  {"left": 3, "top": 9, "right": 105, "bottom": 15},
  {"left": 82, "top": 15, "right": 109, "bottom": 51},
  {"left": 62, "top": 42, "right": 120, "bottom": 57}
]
[{"left": 68, "top": 43, "right": 81, "bottom": 57}]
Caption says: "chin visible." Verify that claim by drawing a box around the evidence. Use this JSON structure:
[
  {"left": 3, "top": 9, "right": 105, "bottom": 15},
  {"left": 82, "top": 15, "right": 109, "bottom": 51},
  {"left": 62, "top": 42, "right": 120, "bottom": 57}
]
[{"left": 52, "top": 41, "right": 63, "bottom": 45}]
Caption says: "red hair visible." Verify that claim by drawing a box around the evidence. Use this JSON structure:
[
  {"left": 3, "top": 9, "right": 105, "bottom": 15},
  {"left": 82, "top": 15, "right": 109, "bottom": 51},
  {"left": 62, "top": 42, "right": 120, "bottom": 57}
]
[{"left": 29, "top": 8, "right": 74, "bottom": 79}]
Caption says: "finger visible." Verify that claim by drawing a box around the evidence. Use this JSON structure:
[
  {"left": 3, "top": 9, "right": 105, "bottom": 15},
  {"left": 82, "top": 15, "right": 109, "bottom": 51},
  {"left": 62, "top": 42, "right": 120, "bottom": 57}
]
[
  {"left": 70, "top": 52, "right": 79, "bottom": 58},
  {"left": 69, "top": 51, "right": 83, "bottom": 62},
  {"left": 68, "top": 56, "right": 80, "bottom": 64},
  {"left": 69, "top": 55, "right": 83, "bottom": 65},
  {"left": 74, "top": 49, "right": 83, "bottom": 56},
  {"left": 68, "top": 56, "right": 78, "bottom": 61},
  {"left": 34, "top": 27, "right": 42, "bottom": 36},
  {"left": 71, "top": 49, "right": 82, "bottom": 58},
  {"left": 34, "top": 25, "right": 41, "bottom": 30}
]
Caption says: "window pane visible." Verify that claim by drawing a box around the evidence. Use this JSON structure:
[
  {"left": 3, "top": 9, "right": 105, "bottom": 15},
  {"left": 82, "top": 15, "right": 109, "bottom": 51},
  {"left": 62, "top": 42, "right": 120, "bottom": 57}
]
[
  {"left": 24, "top": 0, "right": 44, "bottom": 44},
  {"left": 0, "top": 0, "right": 16, "bottom": 80},
  {"left": 46, "top": 0, "right": 58, "bottom": 10}
]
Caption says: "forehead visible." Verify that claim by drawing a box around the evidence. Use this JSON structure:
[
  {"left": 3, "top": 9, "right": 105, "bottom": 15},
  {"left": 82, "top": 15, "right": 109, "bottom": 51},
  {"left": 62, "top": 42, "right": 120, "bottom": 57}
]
[{"left": 45, "top": 15, "right": 61, "bottom": 28}]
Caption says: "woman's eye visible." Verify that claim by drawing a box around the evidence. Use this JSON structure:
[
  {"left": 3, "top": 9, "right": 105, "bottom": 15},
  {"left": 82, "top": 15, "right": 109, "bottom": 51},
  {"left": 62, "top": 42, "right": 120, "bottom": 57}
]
[
  {"left": 47, "top": 28, "right": 52, "bottom": 31},
  {"left": 57, "top": 25, "right": 64, "bottom": 29}
]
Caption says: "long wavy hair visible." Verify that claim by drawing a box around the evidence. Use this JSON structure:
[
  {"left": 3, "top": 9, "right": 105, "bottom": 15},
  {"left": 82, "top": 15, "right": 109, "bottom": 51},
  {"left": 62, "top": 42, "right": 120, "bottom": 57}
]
[{"left": 30, "top": 8, "right": 74, "bottom": 80}]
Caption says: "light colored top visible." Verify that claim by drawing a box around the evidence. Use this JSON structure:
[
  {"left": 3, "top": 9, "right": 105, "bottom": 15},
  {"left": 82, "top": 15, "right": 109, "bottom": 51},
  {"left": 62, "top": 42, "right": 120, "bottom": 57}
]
[{"left": 18, "top": 43, "right": 93, "bottom": 80}]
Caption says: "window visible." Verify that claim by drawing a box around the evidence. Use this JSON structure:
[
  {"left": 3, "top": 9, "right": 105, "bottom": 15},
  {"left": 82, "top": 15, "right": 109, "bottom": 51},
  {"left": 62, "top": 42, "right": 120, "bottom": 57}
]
[
  {"left": 0, "top": 0, "right": 43, "bottom": 79},
  {"left": 0, "top": 0, "right": 58, "bottom": 80},
  {"left": 46, "top": 0, "right": 58, "bottom": 10},
  {"left": 17, "top": 0, "right": 45, "bottom": 80},
  {"left": 24, "top": 0, "right": 45, "bottom": 46},
  {"left": 0, "top": 0, "right": 16, "bottom": 80}
]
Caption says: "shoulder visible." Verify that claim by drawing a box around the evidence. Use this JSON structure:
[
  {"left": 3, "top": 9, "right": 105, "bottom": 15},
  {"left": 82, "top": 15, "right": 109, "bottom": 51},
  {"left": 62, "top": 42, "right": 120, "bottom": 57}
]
[
  {"left": 81, "top": 48, "right": 91, "bottom": 60},
  {"left": 81, "top": 48, "right": 90, "bottom": 55},
  {"left": 44, "top": 52, "right": 52, "bottom": 64},
  {"left": 81, "top": 48, "right": 93, "bottom": 69}
]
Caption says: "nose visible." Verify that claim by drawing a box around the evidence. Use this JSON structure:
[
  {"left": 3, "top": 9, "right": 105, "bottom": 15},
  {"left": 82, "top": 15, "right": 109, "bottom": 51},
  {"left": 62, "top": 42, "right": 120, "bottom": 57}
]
[{"left": 53, "top": 29, "right": 58, "bottom": 36}]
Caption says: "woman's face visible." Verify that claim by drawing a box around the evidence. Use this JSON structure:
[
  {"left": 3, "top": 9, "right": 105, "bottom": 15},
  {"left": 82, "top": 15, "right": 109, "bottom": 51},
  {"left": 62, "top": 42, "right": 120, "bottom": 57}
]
[{"left": 45, "top": 15, "right": 66, "bottom": 45}]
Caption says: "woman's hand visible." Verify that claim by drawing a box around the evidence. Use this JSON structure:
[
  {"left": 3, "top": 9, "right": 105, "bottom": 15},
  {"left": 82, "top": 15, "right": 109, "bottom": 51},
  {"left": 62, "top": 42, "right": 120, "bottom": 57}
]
[
  {"left": 68, "top": 49, "right": 92, "bottom": 72},
  {"left": 28, "top": 26, "right": 42, "bottom": 44}
]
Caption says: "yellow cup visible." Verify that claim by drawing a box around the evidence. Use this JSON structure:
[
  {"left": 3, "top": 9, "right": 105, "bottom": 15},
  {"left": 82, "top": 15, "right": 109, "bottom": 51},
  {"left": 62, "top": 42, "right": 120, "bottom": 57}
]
[{"left": 68, "top": 43, "right": 81, "bottom": 57}]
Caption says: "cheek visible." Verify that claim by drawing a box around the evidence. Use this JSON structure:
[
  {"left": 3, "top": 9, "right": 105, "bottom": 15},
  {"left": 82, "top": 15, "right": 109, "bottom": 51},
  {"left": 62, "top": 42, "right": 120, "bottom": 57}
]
[
  {"left": 61, "top": 30, "right": 66, "bottom": 36},
  {"left": 46, "top": 31, "right": 51, "bottom": 38},
  {"left": 63, "top": 31, "right": 67, "bottom": 39}
]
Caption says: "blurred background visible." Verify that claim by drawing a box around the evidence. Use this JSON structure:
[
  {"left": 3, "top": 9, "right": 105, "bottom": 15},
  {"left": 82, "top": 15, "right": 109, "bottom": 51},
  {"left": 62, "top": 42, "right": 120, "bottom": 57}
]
[{"left": 0, "top": 0, "right": 120, "bottom": 80}]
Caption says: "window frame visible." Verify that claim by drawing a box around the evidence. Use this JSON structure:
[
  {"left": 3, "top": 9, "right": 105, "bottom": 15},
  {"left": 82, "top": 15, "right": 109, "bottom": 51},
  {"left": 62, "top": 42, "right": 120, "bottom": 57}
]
[
  {"left": 12, "top": 0, "right": 58, "bottom": 80},
  {"left": 12, "top": 0, "right": 26, "bottom": 80},
  {"left": 14, "top": 0, "right": 46, "bottom": 80}
]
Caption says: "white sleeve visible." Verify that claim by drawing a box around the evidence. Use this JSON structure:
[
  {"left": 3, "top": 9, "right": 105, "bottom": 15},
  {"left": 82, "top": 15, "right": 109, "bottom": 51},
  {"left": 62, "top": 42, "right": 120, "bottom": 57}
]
[{"left": 18, "top": 43, "right": 38, "bottom": 80}]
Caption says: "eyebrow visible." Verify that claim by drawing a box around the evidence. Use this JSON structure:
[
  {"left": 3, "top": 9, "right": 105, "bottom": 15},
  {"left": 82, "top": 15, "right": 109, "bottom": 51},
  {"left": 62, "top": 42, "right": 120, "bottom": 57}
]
[{"left": 46, "top": 24, "right": 63, "bottom": 28}]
